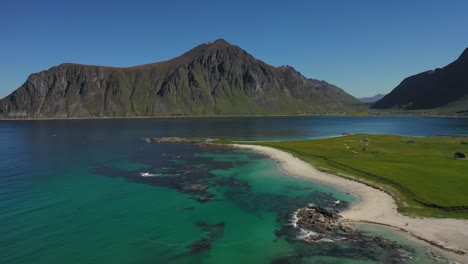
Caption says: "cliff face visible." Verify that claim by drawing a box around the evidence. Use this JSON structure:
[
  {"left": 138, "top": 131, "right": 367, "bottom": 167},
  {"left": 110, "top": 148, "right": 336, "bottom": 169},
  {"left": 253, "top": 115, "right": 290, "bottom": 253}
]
[
  {"left": 373, "top": 48, "right": 468, "bottom": 110},
  {"left": 0, "top": 39, "right": 359, "bottom": 118}
]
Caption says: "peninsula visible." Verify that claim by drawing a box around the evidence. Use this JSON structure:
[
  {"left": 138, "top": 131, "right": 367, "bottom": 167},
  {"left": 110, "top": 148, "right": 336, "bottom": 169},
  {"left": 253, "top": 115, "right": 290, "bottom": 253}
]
[{"left": 232, "top": 135, "right": 468, "bottom": 262}]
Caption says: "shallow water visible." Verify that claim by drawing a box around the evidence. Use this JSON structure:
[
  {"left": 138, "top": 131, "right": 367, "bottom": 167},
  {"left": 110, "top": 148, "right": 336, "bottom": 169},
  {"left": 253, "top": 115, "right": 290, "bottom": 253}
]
[{"left": 1, "top": 116, "right": 467, "bottom": 263}]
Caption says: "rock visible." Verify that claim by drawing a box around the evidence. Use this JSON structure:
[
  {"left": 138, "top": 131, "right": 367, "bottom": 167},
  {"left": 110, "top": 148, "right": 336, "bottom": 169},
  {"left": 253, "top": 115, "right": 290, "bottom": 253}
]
[
  {"left": 292, "top": 204, "right": 411, "bottom": 260},
  {"left": 294, "top": 206, "right": 343, "bottom": 236},
  {"left": 454, "top": 152, "right": 466, "bottom": 159},
  {"left": 144, "top": 137, "right": 188, "bottom": 143},
  {"left": 187, "top": 238, "right": 211, "bottom": 252},
  {"left": 143, "top": 137, "right": 232, "bottom": 150},
  {"left": 197, "top": 196, "right": 212, "bottom": 203},
  {"left": 183, "top": 184, "right": 207, "bottom": 191}
]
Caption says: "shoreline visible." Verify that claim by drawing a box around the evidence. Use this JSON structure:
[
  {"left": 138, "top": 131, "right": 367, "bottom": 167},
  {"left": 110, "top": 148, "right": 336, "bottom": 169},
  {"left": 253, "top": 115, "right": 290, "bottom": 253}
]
[
  {"left": 0, "top": 113, "right": 467, "bottom": 121},
  {"left": 232, "top": 144, "right": 468, "bottom": 263}
]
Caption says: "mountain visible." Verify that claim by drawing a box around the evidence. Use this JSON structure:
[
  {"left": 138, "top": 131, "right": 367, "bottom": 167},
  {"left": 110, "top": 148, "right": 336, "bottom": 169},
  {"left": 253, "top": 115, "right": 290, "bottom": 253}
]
[
  {"left": 358, "top": 94, "right": 385, "bottom": 103},
  {"left": 373, "top": 48, "right": 468, "bottom": 110},
  {"left": 0, "top": 39, "right": 360, "bottom": 118}
]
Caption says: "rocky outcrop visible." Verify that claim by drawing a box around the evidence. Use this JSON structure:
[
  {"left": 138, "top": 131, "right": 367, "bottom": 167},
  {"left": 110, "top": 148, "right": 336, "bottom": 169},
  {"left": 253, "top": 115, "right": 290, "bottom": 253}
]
[
  {"left": 293, "top": 205, "right": 411, "bottom": 258},
  {"left": 0, "top": 39, "right": 360, "bottom": 118},
  {"left": 295, "top": 206, "right": 350, "bottom": 238}
]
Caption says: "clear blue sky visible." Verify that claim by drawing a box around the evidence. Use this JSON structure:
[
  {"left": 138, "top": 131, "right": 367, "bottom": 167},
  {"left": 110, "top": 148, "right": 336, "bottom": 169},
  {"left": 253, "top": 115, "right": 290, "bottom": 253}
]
[{"left": 1, "top": 0, "right": 467, "bottom": 98}]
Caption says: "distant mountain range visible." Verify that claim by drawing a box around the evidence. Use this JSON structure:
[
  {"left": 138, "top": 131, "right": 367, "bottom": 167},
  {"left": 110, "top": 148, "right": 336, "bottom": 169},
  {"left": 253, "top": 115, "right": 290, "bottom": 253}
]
[
  {"left": 373, "top": 48, "right": 468, "bottom": 111},
  {"left": 0, "top": 39, "right": 360, "bottom": 118},
  {"left": 358, "top": 94, "right": 386, "bottom": 103}
]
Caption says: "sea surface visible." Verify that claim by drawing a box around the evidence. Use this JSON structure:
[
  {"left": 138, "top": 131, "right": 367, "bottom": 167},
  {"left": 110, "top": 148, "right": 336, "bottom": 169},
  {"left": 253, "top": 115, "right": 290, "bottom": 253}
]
[{"left": 1, "top": 116, "right": 467, "bottom": 264}]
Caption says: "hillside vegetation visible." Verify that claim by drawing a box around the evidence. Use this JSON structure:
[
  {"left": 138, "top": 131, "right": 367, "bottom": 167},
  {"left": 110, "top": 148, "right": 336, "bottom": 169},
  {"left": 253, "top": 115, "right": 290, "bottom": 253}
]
[{"left": 0, "top": 39, "right": 361, "bottom": 118}]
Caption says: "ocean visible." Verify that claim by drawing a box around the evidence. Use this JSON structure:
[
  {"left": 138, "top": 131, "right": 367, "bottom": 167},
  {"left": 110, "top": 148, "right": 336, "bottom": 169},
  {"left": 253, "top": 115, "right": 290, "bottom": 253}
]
[{"left": 1, "top": 116, "right": 467, "bottom": 263}]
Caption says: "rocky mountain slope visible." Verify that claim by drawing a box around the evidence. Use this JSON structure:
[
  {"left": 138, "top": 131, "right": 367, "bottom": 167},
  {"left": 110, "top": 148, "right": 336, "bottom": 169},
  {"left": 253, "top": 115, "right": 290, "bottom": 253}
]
[
  {"left": 373, "top": 48, "right": 468, "bottom": 110},
  {"left": 0, "top": 39, "right": 360, "bottom": 118}
]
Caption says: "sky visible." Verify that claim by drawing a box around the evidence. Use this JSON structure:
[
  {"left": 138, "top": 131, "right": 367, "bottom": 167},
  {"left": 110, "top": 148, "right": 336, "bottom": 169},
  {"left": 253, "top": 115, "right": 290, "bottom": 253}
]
[{"left": 1, "top": 0, "right": 467, "bottom": 98}]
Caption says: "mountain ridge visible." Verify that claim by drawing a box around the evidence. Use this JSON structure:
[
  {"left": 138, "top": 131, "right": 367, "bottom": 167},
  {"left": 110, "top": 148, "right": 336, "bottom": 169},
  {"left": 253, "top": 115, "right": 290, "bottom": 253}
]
[
  {"left": 0, "top": 39, "right": 360, "bottom": 118},
  {"left": 373, "top": 48, "right": 468, "bottom": 110}
]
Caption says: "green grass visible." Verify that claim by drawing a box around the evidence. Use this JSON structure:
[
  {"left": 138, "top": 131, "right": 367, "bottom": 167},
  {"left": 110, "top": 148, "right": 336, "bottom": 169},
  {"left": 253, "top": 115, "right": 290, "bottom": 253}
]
[{"left": 240, "top": 135, "right": 468, "bottom": 219}]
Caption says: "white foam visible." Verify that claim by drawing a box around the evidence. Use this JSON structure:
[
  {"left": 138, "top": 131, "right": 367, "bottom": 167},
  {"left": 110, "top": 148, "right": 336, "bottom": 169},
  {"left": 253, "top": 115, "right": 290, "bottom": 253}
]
[
  {"left": 297, "top": 228, "right": 318, "bottom": 239},
  {"left": 139, "top": 172, "right": 162, "bottom": 177},
  {"left": 290, "top": 209, "right": 300, "bottom": 228}
]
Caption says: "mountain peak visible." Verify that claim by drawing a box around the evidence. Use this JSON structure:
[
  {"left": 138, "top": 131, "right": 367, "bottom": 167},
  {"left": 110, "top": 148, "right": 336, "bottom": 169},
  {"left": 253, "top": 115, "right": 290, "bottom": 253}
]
[
  {"left": 204, "top": 38, "right": 230, "bottom": 46},
  {"left": 183, "top": 39, "right": 237, "bottom": 56},
  {"left": 458, "top": 47, "right": 468, "bottom": 61},
  {"left": 278, "top": 65, "right": 298, "bottom": 72},
  {"left": 196, "top": 39, "right": 233, "bottom": 50},
  {"left": 277, "top": 65, "right": 304, "bottom": 77},
  {"left": 0, "top": 39, "right": 359, "bottom": 118}
]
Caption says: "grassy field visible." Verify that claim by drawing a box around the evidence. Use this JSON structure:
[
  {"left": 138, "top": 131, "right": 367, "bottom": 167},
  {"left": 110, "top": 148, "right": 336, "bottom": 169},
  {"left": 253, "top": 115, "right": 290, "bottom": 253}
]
[{"left": 243, "top": 135, "right": 468, "bottom": 219}]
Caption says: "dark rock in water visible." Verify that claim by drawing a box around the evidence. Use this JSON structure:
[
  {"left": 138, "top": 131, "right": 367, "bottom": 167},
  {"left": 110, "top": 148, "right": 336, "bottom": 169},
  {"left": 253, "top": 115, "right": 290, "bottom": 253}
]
[
  {"left": 144, "top": 137, "right": 216, "bottom": 144},
  {"left": 295, "top": 206, "right": 348, "bottom": 240},
  {"left": 195, "top": 142, "right": 233, "bottom": 150},
  {"left": 183, "top": 184, "right": 208, "bottom": 192},
  {"left": 196, "top": 222, "right": 225, "bottom": 240},
  {"left": 454, "top": 152, "right": 466, "bottom": 159},
  {"left": 292, "top": 205, "right": 412, "bottom": 261},
  {"left": 187, "top": 238, "right": 212, "bottom": 253},
  {"left": 248, "top": 153, "right": 270, "bottom": 160},
  {"left": 143, "top": 137, "right": 233, "bottom": 150},
  {"left": 186, "top": 222, "right": 225, "bottom": 255},
  {"left": 368, "top": 236, "right": 400, "bottom": 251},
  {"left": 197, "top": 195, "right": 214, "bottom": 203}
]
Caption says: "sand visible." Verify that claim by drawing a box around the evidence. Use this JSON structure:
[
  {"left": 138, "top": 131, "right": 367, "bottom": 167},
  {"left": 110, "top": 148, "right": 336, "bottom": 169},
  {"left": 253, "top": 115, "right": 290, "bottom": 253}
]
[{"left": 233, "top": 144, "right": 468, "bottom": 263}]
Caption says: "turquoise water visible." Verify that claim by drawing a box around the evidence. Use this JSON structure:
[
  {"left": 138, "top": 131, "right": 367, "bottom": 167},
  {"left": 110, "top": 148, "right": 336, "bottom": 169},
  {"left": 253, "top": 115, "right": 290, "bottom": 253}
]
[{"left": 1, "top": 116, "right": 467, "bottom": 263}]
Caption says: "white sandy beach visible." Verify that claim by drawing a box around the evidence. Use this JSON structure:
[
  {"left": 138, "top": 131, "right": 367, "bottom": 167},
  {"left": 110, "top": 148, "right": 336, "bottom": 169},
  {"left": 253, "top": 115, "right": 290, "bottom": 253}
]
[{"left": 233, "top": 144, "right": 468, "bottom": 263}]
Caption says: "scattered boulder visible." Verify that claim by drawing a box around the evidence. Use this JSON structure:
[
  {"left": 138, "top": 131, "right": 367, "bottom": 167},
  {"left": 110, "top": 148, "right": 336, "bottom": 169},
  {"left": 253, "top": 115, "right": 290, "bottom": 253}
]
[
  {"left": 461, "top": 141, "right": 468, "bottom": 145},
  {"left": 403, "top": 140, "right": 416, "bottom": 144},
  {"left": 454, "top": 152, "right": 466, "bottom": 159}
]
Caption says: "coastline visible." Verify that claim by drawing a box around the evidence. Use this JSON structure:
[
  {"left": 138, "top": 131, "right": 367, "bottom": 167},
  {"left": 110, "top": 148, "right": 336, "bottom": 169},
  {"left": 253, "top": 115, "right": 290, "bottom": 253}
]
[
  {"left": 232, "top": 144, "right": 468, "bottom": 263},
  {"left": 0, "top": 113, "right": 467, "bottom": 121}
]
